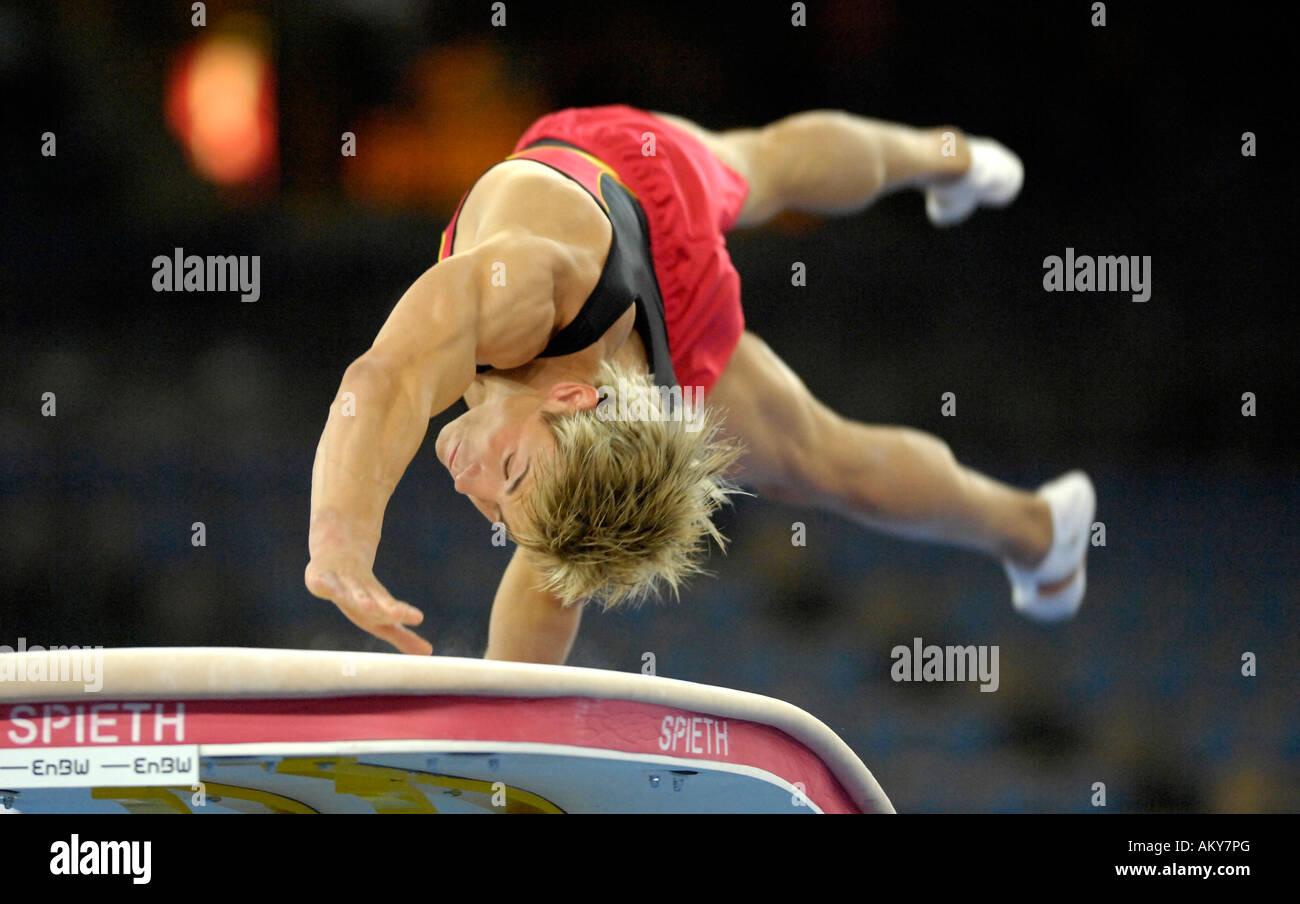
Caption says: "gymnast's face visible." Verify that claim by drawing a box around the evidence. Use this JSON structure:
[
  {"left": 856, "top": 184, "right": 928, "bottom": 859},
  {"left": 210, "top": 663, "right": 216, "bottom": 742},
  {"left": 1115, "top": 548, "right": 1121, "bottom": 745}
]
[{"left": 435, "top": 383, "right": 598, "bottom": 531}]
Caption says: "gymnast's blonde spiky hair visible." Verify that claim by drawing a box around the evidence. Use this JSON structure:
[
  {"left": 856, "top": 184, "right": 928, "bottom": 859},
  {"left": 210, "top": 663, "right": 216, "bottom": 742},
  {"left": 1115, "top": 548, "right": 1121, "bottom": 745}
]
[{"left": 510, "top": 359, "right": 747, "bottom": 610}]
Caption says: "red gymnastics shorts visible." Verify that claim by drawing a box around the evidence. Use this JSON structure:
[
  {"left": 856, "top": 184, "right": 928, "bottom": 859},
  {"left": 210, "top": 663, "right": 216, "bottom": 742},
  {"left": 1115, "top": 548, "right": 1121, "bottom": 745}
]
[{"left": 514, "top": 105, "right": 750, "bottom": 398}]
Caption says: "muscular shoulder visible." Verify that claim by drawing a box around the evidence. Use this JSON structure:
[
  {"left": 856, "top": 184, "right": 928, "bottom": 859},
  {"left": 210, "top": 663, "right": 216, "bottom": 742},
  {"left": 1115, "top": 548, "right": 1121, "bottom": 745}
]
[
  {"left": 456, "top": 163, "right": 611, "bottom": 369},
  {"left": 462, "top": 160, "right": 611, "bottom": 249}
]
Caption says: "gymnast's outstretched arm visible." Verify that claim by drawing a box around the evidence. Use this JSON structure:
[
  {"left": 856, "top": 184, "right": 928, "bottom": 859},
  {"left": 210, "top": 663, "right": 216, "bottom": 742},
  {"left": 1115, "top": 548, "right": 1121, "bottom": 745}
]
[
  {"left": 304, "top": 256, "right": 480, "bottom": 654},
  {"left": 305, "top": 234, "right": 560, "bottom": 654}
]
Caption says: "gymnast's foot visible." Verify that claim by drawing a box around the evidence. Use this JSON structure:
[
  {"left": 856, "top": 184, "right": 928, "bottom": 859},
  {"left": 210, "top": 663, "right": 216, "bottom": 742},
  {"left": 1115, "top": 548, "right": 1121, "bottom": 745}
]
[
  {"left": 925, "top": 136, "right": 1024, "bottom": 227},
  {"left": 1003, "top": 471, "right": 1096, "bottom": 622}
]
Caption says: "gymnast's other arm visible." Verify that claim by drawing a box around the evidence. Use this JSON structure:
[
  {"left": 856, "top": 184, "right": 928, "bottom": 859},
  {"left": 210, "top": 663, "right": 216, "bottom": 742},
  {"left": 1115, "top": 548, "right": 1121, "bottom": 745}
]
[
  {"left": 485, "top": 547, "right": 583, "bottom": 664},
  {"left": 304, "top": 235, "right": 558, "bottom": 654}
]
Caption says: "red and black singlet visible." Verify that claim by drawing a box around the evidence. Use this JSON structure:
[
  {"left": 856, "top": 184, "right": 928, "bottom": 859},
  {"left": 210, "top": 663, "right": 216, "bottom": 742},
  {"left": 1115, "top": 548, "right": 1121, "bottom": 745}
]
[{"left": 438, "top": 139, "right": 679, "bottom": 393}]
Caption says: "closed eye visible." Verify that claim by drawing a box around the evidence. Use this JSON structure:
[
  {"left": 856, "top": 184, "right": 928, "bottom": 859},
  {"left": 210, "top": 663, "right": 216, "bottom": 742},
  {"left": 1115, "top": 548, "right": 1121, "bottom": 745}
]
[{"left": 507, "top": 459, "right": 530, "bottom": 497}]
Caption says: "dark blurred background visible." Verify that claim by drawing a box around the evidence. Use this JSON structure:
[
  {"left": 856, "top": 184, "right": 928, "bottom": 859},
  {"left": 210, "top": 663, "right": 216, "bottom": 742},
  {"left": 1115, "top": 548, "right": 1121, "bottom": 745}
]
[{"left": 1, "top": 0, "right": 1295, "bottom": 812}]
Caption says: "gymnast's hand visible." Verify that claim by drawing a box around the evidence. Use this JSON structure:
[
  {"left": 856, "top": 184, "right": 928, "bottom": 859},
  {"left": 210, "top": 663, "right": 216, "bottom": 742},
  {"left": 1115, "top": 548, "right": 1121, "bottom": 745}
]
[{"left": 305, "top": 540, "right": 432, "bottom": 656}]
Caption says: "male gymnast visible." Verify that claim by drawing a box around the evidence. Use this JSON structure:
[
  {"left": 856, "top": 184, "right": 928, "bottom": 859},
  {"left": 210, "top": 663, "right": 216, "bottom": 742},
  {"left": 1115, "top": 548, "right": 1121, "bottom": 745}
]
[{"left": 305, "top": 105, "right": 1096, "bottom": 662}]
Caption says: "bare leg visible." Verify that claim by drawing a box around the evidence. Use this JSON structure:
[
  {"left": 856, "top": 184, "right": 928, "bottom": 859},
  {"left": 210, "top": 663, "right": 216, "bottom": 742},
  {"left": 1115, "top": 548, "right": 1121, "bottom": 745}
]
[
  {"left": 710, "top": 333, "right": 1057, "bottom": 576},
  {"left": 673, "top": 113, "right": 1058, "bottom": 580},
  {"left": 655, "top": 110, "right": 974, "bottom": 226},
  {"left": 813, "top": 422, "right": 1052, "bottom": 570}
]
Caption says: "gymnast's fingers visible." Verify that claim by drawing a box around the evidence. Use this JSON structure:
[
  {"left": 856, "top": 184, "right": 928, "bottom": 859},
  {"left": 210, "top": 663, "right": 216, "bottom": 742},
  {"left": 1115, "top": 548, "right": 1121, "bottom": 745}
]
[
  {"left": 361, "top": 579, "right": 424, "bottom": 626},
  {"left": 330, "top": 572, "right": 421, "bottom": 626},
  {"left": 371, "top": 623, "right": 434, "bottom": 656},
  {"left": 330, "top": 596, "right": 432, "bottom": 654}
]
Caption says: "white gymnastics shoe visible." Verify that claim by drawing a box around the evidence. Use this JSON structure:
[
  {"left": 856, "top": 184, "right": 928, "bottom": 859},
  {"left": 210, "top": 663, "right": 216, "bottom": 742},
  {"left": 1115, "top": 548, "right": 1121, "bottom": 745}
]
[
  {"left": 925, "top": 136, "right": 1024, "bottom": 227},
  {"left": 1005, "top": 470, "right": 1096, "bottom": 622}
]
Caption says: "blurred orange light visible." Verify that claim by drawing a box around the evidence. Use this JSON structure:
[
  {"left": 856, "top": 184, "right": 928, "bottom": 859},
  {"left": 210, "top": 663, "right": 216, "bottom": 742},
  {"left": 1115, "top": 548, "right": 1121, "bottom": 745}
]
[
  {"left": 343, "top": 42, "right": 546, "bottom": 210},
  {"left": 166, "top": 35, "right": 276, "bottom": 185}
]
